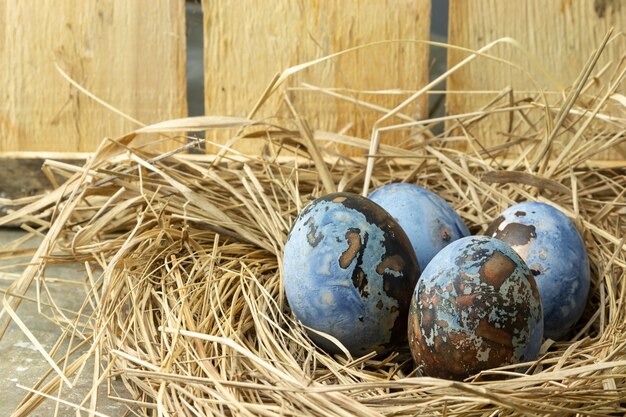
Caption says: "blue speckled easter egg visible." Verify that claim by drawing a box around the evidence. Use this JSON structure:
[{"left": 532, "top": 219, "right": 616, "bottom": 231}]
[
  {"left": 283, "top": 192, "right": 420, "bottom": 356},
  {"left": 368, "top": 183, "right": 470, "bottom": 271},
  {"left": 408, "top": 236, "right": 543, "bottom": 381},
  {"left": 485, "top": 201, "right": 590, "bottom": 340}
]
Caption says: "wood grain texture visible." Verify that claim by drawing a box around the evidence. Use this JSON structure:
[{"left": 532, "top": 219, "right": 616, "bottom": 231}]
[
  {"left": 447, "top": 0, "right": 626, "bottom": 160},
  {"left": 202, "top": 0, "right": 431, "bottom": 155},
  {"left": 0, "top": 0, "right": 187, "bottom": 153}
]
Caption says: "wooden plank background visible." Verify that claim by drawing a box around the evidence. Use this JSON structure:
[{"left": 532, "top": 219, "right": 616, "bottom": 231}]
[
  {"left": 1, "top": 0, "right": 625, "bottom": 202},
  {"left": 447, "top": 0, "right": 626, "bottom": 160},
  {"left": 0, "top": 0, "right": 187, "bottom": 153},
  {"left": 202, "top": 0, "right": 432, "bottom": 155}
]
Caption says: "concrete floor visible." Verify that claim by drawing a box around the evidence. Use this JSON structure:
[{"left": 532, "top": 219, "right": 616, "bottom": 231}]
[{"left": 0, "top": 229, "right": 129, "bottom": 416}]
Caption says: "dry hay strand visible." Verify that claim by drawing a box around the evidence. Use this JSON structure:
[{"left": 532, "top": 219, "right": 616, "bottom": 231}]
[{"left": 1, "top": 37, "right": 626, "bottom": 416}]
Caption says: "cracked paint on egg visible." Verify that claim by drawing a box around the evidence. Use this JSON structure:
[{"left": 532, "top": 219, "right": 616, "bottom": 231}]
[
  {"left": 408, "top": 236, "right": 543, "bottom": 381},
  {"left": 485, "top": 201, "right": 590, "bottom": 340},
  {"left": 368, "top": 183, "right": 470, "bottom": 271},
  {"left": 283, "top": 192, "right": 420, "bottom": 356}
]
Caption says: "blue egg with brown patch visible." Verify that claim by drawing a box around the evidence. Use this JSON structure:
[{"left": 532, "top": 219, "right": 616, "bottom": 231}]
[
  {"left": 408, "top": 236, "right": 543, "bottom": 381},
  {"left": 283, "top": 192, "right": 420, "bottom": 356},
  {"left": 485, "top": 201, "right": 590, "bottom": 340},
  {"left": 368, "top": 183, "right": 470, "bottom": 271}
]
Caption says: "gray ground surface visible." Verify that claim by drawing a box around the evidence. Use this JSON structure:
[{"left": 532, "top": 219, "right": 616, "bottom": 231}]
[{"left": 0, "top": 229, "right": 129, "bottom": 416}]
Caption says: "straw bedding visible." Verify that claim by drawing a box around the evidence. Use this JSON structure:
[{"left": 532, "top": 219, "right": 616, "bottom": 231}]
[{"left": 2, "top": 39, "right": 626, "bottom": 416}]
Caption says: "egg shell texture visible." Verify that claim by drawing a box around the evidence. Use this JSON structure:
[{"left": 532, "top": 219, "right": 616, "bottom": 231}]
[
  {"left": 408, "top": 236, "right": 543, "bottom": 381},
  {"left": 283, "top": 193, "right": 420, "bottom": 356},
  {"left": 368, "top": 183, "right": 470, "bottom": 270},
  {"left": 485, "top": 202, "right": 590, "bottom": 340}
]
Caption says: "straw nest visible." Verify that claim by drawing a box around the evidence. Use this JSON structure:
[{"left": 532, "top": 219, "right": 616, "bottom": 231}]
[{"left": 2, "top": 38, "right": 626, "bottom": 416}]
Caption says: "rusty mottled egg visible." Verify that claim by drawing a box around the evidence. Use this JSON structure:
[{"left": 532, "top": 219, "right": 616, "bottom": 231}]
[
  {"left": 408, "top": 236, "right": 543, "bottom": 380},
  {"left": 485, "top": 201, "right": 590, "bottom": 340},
  {"left": 283, "top": 192, "right": 420, "bottom": 356},
  {"left": 368, "top": 183, "right": 470, "bottom": 271}
]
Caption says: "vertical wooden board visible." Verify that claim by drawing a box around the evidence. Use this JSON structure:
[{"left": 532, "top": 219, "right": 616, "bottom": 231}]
[
  {"left": 0, "top": 0, "right": 187, "bottom": 153},
  {"left": 203, "top": 0, "right": 431, "bottom": 155},
  {"left": 447, "top": 0, "right": 626, "bottom": 160}
]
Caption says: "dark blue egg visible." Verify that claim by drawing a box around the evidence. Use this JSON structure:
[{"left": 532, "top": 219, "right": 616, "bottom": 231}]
[
  {"left": 283, "top": 192, "right": 420, "bottom": 356},
  {"left": 408, "top": 236, "right": 543, "bottom": 380},
  {"left": 368, "top": 183, "right": 470, "bottom": 270},
  {"left": 485, "top": 201, "right": 590, "bottom": 340}
]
